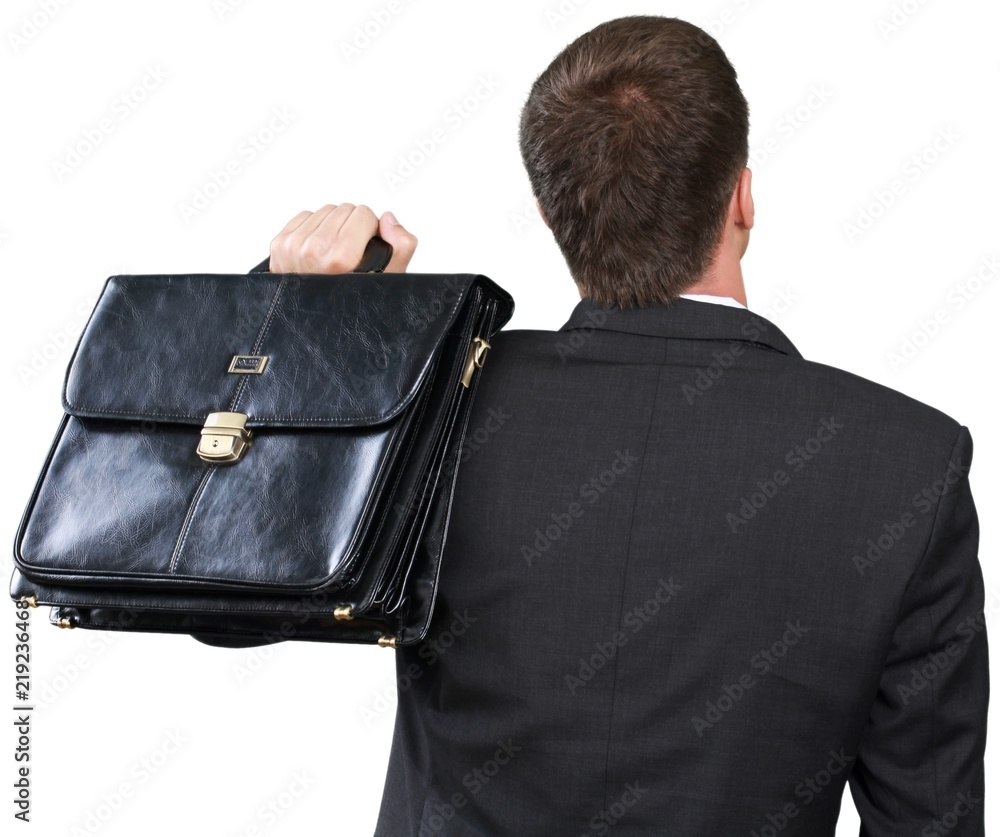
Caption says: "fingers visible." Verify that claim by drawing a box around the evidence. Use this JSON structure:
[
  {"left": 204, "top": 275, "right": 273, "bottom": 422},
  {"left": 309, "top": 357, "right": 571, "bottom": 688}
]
[
  {"left": 275, "top": 210, "right": 313, "bottom": 236},
  {"left": 269, "top": 204, "right": 415, "bottom": 274},
  {"left": 379, "top": 211, "right": 418, "bottom": 272},
  {"left": 337, "top": 204, "right": 381, "bottom": 266},
  {"left": 291, "top": 203, "right": 344, "bottom": 241},
  {"left": 269, "top": 204, "right": 365, "bottom": 273},
  {"left": 269, "top": 210, "right": 315, "bottom": 271}
]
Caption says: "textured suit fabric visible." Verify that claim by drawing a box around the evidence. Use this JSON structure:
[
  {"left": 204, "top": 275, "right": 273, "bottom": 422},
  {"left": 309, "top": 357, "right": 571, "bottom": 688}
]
[{"left": 374, "top": 298, "right": 988, "bottom": 836}]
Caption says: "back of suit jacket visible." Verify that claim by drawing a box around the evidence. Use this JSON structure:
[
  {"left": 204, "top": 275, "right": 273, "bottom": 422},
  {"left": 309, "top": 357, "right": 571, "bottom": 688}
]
[{"left": 375, "top": 297, "right": 988, "bottom": 837}]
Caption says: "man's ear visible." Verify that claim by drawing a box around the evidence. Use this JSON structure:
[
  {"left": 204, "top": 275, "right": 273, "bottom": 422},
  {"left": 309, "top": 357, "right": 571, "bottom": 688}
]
[
  {"left": 535, "top": 197, "right": 550, "bottom": 229},
  {"left": 735, "top": 167, "right": 754, "bottom": 232}
]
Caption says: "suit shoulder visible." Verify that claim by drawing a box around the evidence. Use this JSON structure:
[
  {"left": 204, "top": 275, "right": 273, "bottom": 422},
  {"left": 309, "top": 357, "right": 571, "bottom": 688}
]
[
  {"left": 482, "top": 328, "right": 966, "bottom": 455},
  {"left": 785, "top": 356, "right": 964, "bottom": 444},
  {"left": 487, "top": 328, "right": 555, "bottom": 350},
  {"left": 483, "top": 327, "right": 572, "bottom": 365}
]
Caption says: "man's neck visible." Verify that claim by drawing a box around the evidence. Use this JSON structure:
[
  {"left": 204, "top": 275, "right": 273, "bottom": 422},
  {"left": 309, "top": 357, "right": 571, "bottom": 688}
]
[
  {"left": 675, "top": 231, "right": 750, "bottom": 307},
  {"left": 681, "top": 266, "right": 747, "bottom": 307},
  {"left": 678, "top": 292, "right": 746, "bottom": 309}
]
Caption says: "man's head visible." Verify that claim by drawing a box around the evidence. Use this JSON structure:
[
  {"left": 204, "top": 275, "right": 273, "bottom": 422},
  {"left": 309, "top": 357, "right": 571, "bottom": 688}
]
[{"left": 519, "top": 16, "right": 751, "bottom": 308}]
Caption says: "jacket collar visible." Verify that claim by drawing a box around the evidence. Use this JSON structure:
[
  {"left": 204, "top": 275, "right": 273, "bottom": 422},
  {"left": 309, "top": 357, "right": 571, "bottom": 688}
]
[{"left": 559, "top": 297, "right": 802, "bottom": 358}]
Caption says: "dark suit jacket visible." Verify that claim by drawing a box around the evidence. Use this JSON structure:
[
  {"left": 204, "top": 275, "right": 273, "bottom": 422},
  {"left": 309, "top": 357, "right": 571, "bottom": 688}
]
[{"left": 374, "top": 297, "right": 988, "bottom": 836}]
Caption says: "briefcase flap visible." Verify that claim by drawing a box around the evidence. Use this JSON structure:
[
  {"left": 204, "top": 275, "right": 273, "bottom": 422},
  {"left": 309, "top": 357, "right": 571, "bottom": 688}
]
[
  {"left": 16, "top": 271, "right": 493, "bottom": 595},
  {"left": 63, "top": 272, "right": 483, "bottom": 427}
]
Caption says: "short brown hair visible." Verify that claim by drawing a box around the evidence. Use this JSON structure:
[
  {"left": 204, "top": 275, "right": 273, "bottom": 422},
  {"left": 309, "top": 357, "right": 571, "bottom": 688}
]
[{"left": 519, "top": 16, "right": 750, "bottom": 308}]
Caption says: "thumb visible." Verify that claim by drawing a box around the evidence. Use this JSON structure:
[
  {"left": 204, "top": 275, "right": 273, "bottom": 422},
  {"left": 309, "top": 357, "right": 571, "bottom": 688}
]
[{"left": 379, "top": 211, "right": 418, "bottom": 272}]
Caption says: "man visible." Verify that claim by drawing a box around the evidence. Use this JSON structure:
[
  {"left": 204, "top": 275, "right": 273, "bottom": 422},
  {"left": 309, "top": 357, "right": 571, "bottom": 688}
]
[{"left": 270, "top": 16, "right": 988, "bottom": 836}]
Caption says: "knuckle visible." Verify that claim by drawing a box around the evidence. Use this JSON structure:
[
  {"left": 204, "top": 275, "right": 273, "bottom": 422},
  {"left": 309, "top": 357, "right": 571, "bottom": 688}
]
[
  {"left": 325, "top": 244, "right": 349, "bottom": 270},
  {"left": 304, "top": 241, "right": 346, "bottom": 272},
  {"left": 301, "top": 238, "right": 327, "bottom": 261},
  {"left": 306, "top": 237, "right": 325, "bottom": 254}
]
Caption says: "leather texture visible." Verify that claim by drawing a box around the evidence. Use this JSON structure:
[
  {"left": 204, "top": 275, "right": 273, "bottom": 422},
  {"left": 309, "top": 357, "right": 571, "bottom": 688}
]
[{"left": 10, "top": 265, "right": 513, "bottom": 647}]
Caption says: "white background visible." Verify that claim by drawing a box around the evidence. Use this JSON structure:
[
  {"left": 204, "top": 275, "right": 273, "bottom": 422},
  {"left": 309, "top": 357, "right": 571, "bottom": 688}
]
[{"left": 2, "top": 0, "right": 997, "bottom": 834}]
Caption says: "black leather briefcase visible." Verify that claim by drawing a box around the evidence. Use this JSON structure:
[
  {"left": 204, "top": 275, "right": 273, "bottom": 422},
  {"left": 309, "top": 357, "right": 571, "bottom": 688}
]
[{"left": 9, "top": 243, "right": 513, "bottom": 648}]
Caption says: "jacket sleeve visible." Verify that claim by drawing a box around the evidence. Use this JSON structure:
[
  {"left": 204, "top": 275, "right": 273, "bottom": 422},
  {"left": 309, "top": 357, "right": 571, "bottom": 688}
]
[{"left": 848, "top": 425, "right": 989, "bottom": 836}]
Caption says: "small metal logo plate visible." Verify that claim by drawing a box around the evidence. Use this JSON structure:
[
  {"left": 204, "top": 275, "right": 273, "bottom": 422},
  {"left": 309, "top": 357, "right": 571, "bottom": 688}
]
[{"left": 228, "top": 355, "right": 270, "bottom": 375}]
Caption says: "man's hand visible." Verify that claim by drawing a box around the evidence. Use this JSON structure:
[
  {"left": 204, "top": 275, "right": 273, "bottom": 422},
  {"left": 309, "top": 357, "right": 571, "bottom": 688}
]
[{"left": 269, "top": 204, "right": 417, "bottom": 273}]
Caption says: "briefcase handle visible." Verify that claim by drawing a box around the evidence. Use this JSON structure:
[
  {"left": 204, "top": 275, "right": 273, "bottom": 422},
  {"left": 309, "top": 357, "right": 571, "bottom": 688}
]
[{"left": 247, "top": 235, "right": 393, "bottom": 275}]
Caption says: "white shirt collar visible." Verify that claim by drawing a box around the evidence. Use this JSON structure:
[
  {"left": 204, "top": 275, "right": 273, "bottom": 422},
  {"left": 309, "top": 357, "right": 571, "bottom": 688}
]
[{"left": 677, "top": 293, "right": 747, "bottom": 310}]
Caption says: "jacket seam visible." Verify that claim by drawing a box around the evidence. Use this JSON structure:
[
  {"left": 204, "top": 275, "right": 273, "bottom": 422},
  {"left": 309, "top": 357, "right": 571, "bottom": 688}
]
[
  {"left": 879, "top": 423, "right": 965, "bottom": 822},
  {"left": 601, "top": 335, "right": 669, "bottom": 810},
  {"left": 911, "top": 424, "right": 967, "bottom": 820}
]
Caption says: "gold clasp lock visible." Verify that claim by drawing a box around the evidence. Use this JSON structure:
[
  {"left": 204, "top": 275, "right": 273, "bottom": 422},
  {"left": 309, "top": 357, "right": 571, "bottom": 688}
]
[
  {"left": 197, "top": 412, "right": 252, "bottom": 463},
  {"left": 460, "top": 337, "right": 491, "bottom": 388}
]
